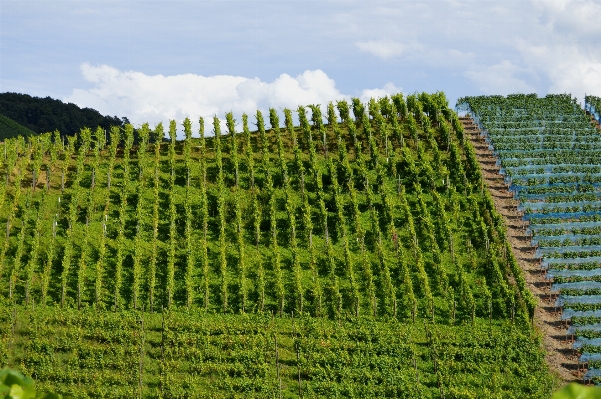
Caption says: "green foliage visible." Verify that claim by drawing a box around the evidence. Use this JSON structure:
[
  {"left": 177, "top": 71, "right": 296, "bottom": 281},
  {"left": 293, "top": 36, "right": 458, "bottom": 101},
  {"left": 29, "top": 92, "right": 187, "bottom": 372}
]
[
  {"left": 0, "top": 369, "right": 36, "bottom": 399},
  {"left": 0, "top": 306, "right": 554, "bottom": 399},
  {"left": 551, "top": 383, "right": 601, "bottom": 399},
  {"left": 0, "top": 368, "right": 64, "bottom": 399},
  {"left": 0, "top": 92, "right": 553, "bottom": 397}
]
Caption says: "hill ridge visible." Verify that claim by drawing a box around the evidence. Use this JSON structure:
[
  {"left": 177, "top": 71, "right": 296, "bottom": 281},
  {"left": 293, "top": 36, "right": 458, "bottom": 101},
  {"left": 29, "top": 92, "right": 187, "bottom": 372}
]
[{"left": 0, "top": 92, "right": 126, "bottom": 137}]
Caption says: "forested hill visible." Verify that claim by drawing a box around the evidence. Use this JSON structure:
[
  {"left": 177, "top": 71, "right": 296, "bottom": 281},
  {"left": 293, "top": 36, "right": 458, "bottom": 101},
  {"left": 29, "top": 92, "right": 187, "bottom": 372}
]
[{"left": 0, "top": 92, "right": 127, "bottom": 137}]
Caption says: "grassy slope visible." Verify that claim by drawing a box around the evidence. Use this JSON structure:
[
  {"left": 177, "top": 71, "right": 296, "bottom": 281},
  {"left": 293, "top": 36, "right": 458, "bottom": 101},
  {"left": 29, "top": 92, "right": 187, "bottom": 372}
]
[
  {"left": 0, "top": 113, "right": 36, "bottom": 140},
  {"left": 0, "top": 98, "right": 554, "bottom": 398}
]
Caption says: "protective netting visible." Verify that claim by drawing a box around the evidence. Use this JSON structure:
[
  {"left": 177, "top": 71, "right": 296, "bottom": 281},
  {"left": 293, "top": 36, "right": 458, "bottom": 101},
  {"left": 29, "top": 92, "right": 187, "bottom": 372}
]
[
  {"left": 568, "top": 323, "right": 601, "bottom": 335},
  {"left": 507, "top": 172, "right": 601, "bottom": 185},
  {"left": 531, "top": 221, "right": 601, "bottom": 231},
  {"left": 545, "top": 266, "right": 601, "bottom": 277},
  {"left": 502, "top": 156, "right": 601, "bottom": 164},
  {"left": 583, "top": 369, "right": 601, "bottom": 381},
  {"left": 503, "top": 157, "right": 601, "bottom": 168},
  {"left": 531, "top": 234, "right": 601, "bottom": 246},
  {"left": 520, "top": 200, "right": 601, "bottom": 211},
  {"left": 528, "top": 221, "right": 601, "bottom": 236},
  {"left": 509, "top": 174, "right": 601, "bottom": 183},
  {"left": 490, "top": 131, "right": 600, "bottom": 139},
  {"left": 555, "top": 295, "right": 601, "bottom": 308},
  {"left": 536, "top": 244, "right": 601, "bottom": 258},
  {"left": 520, "top": 194, "right": 601, "bottom": 203},
  {"left": 525, "top": 193, "right": 601, "bottom": 203},
  {"left": 503, "top": 164, "right": 601, "bottom": 176},
  {"left": 494, "top": 144, "right": 601, "bottom": 153},
  {"left": 574, "top": 337, "right": 601, "bottom": 349},
  {"left": 519, "top": 192, "right": 601, "bottom": 201},
  {"left": 552, "top": 281, "right": 601, "bottom": 293},
  {"left": 494, "top": 145, "right": 601, "bottom": 154},
  {"left": 561, "top": 309, "right": 601, "bottom": 321},
  {"left": 495, "top": 149, "right": 601, "bottom": 159},
  {"left": 525, "top": 211, "right": 601, "bottom": 222},
  {"left": 585, "top": 105, "right": 600, "bottom": 123},
  {"left": 586, "top": 99, "right": 601, "bottom": 123},
  {"left": 489, "top": 132, "right": 601, "bottom": 140},
  {"left": 580, "top": 353, "right": 601, "bottom": 363},
  {"left": 511, "top": 182, "right": 601, "bottom": 193},
  {"left": 462, "top": 112, "right": 593, "bottom": 130},
  {"left": 459, "top": 96, "right": 601, "bottom": 354}
]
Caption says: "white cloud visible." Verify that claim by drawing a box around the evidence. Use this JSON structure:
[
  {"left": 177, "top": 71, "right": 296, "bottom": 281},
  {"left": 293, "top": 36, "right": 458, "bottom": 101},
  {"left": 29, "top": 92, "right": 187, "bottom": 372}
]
[
  {"left": 356, "top": 39, "right": 407, "bottom": 59},
  {"left": 10, "top": 0, "right": 601, "bottom": 113},
  {"left": 65, "top": 63, "right": 402, "bottom": 137},
  {"left": 516, "top": 1, "right": 601, "bottom": 101},
  {"left": 533, "top": 0, "right": 601, "bottom": 38},
  {"left": 515, "top": 41, "right": 601, "bottom": 100},
  {"left": 360, "top": 82, "right": 403, "bottom": 103},
  {"left": 346, "top": 1, "right": 601, "bottom": 103},
  {"left": 465, "top": 60, "right": 536, "bottom": 95}
]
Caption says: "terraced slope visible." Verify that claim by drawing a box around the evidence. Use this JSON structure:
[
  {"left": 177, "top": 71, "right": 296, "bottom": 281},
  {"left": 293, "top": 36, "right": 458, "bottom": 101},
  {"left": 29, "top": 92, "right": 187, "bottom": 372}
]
[{"left": 457, "top": 93, "right": 601, "bottom": 384}]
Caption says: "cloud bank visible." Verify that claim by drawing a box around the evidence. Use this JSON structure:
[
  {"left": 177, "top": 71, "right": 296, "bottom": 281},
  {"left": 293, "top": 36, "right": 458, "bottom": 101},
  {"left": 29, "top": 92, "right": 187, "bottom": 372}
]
[
  {"left": 65, "top": 63, "right": 401, "bottom": 135},
  {"left": 348, "top": 1, "right": 601, "bottom": 102},
  {"left": 6, "top": 1, "right": 601, "bottom": 115}
]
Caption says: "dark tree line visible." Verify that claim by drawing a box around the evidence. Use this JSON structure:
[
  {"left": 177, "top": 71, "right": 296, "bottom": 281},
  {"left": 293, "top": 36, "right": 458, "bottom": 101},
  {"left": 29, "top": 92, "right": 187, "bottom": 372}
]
[{"left": 0, "top": 92, "right": 128, "bottom": 138}]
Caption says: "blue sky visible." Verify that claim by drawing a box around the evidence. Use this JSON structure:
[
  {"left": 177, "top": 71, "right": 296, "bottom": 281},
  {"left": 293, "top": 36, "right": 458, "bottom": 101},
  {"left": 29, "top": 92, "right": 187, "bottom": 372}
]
[{"left": 1, "top": 0, "right": 601, "bottom": 131}]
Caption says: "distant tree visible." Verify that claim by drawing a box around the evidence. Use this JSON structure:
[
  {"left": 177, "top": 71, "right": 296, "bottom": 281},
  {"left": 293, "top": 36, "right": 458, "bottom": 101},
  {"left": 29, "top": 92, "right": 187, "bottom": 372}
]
[{"left": 0, "top": 92, "right": 127, "bottom": 137}]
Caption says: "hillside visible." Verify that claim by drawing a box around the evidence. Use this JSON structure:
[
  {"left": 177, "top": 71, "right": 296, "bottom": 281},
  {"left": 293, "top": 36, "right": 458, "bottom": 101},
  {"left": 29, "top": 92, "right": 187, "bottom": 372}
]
[
  {"left": 0, "top": 113, "right": 36, "bottom": 140},
  {"left": 458, "top": 94, "right": 601, "bottom": 385},
  {"left": 0, "top": 93, "right": 555, "bottom": 398},
  {"left": 0, "top": 92, "right": 126, "bottom": 137}
]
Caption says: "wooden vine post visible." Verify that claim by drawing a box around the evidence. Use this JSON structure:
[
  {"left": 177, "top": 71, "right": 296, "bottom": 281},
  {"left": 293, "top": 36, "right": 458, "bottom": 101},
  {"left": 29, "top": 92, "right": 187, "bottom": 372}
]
[
  {"left": 292, "top": 311, "right": 302, "bottom": 398},
  {"left": 138, "top": 316, "right": 145, "bottom": 399},
  {"left": 274, "top": 329, "right": 282, "bottom": 399}
]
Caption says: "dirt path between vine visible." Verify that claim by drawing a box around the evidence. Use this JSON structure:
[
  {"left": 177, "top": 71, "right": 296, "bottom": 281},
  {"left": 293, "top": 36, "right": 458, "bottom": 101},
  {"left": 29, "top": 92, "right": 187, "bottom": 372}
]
[{"left": 460, "top": 117, "right": 578, "bottom": 383}]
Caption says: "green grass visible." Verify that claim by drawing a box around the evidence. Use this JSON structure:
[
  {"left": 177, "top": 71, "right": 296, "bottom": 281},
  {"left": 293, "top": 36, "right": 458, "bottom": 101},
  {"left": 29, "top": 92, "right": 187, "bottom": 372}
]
[
  {"left": 1, "top": 302, "right": 553, "bottom": 399},
  {"left": 0, "top": 113, "right": 36, "bottom": 140}
]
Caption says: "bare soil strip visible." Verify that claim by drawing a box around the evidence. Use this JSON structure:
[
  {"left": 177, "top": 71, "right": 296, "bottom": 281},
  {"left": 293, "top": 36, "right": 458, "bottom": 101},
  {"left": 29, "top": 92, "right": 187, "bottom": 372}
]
[{"left": 461, "top": 117, "right": 579, "bottom": 382}]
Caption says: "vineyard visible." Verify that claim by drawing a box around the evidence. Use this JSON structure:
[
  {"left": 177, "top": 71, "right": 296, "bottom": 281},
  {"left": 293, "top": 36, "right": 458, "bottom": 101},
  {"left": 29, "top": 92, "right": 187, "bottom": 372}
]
[
  {"left": 457, "top": 93, "right": 601, "bottom": 386},
  {"left": 0, "top": 93, "right": 555, "bottom": 397}
]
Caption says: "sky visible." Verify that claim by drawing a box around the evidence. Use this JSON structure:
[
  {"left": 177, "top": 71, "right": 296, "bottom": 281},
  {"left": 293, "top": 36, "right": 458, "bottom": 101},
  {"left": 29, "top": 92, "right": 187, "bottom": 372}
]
[{"left": 1, "top": 0, "right": 601, "bottom": 133}]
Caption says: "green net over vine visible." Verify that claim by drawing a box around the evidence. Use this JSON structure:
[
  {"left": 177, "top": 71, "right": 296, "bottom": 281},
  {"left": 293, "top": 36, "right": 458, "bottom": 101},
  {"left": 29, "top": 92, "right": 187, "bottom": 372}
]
[{"left": 458, "top": 93, "right": 601, "bottom": 383}]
